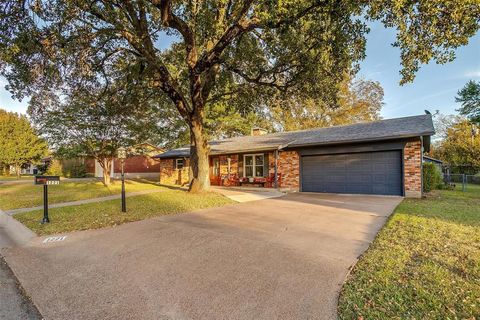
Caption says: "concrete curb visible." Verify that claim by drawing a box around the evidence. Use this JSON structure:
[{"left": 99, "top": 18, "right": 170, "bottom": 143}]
[{"left": 0, "top": 209, "right": 36, "bottom": 246}]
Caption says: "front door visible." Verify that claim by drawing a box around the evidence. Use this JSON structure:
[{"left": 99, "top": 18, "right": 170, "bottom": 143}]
[{"left": 210, "top": 157, "right": 221, "bottom": 186}]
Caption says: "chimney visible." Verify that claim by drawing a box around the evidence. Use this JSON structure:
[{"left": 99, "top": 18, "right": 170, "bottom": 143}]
[{"left": 251, "top": 127, "right": 268, "bottom": 136}]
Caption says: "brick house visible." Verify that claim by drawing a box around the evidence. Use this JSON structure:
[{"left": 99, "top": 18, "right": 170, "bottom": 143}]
[
  {"left": 85, "top": 143, "right": 163, "bottom": 180},
  {"left": 155, "top": 115, "right": 435, "bottom": 198}
]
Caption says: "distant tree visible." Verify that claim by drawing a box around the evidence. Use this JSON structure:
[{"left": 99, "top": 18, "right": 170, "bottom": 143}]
[
  {"left": 29, "top": 82, "right": 162, "bottom": 186},
  {"left": 0, "top": 0, "right": 478, "bottom": 191},
  {"left": 431, "top": 119, "right": 480, "bottom": 171},
  {"left": 0, "top": 109, "right": 48, "bottom": 178},
  {"left": 268, "top": 77, "right": 383, "bottom": 131},
  {"left": 456, "top": 80, "right": 480, "bottom": 123}
]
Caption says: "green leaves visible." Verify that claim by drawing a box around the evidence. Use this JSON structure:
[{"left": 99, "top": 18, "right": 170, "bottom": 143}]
[
  {"left": 366, "top": 0, "right": 480, "bottom": 84},
  {"left": 0, "top": 109, "right": 48, "bottom": 168},
  {"left": 0, "top": 0, "right": 479, "bottom": 155},
  {"left": 456, "top": 80, "right": 480, "bottom": 123},
  {"left": 432, "top": 118, "right": 480, "bottom": 170}
]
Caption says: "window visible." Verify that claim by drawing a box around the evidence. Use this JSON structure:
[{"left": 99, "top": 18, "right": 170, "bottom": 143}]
[
  {"left": 212, "top": 157, "right": 220, "bottom": 176},
  {"left": 175, "top": 158, "right": 184, "bottom": 169},
  {"left": 244, "top": 154, "right": 264, "bottom": 177}
]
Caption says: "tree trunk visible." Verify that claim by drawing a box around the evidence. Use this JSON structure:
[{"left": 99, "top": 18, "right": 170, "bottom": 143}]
[
  {"left": 15, "top": 164, "right": 21, "bottom": 179},
  {"left": 99, "top": 158, "right": 112, "bottom": 186},
  {"left": 188, "top": 117, "right": 210, "bottom": 192}
]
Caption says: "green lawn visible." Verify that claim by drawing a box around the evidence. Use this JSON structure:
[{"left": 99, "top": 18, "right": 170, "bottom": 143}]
[
  {"left": 14, "top": 190, "right": 234, "bottom": 235},
  {"left": 0, "top": 179, "right": 163, "bottom": 210},
  {"left": 338, "top": 184, "right": 480, "bottom": 319}
]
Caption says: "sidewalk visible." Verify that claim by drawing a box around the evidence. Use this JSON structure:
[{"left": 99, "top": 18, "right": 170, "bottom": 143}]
[{"left": 5, "top": 189, "right": 165, "bottom": 215}]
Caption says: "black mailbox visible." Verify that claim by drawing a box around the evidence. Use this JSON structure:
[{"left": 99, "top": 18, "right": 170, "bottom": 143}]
[
  {"left": 35, "top": 176, "right": 60, "bottom": 223},
  {"left": 35, "top": 175, "right": 60, "bottom": 185}
]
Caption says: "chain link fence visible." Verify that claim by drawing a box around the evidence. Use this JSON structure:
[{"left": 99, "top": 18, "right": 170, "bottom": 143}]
[{"left": 444, "top": 173, "right": 480, "bottom": 191}]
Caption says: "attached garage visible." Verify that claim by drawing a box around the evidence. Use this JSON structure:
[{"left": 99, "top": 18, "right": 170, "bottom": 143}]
[{"left": 301, "top": 150, "right": 403, "bottom": 196}]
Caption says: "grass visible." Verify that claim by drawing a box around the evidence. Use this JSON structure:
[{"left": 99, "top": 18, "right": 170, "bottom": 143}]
[
  {"left": 338, "top": 184, "right": 480, "bottom": 319},
  {"left": 0, "top": 179, "right": 163, "bottom": 210},
  {"left": 14, "top": 189, "right": 234, "bottom": 236}
]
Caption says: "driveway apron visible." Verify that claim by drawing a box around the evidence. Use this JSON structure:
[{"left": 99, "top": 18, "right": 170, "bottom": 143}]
[{"left": 3, "top": 193, "right": 402, "bottom": 320}]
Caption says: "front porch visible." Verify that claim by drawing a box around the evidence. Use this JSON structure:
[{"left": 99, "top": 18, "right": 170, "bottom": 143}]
[
  {"left": 159, "top": 152, "right": 286, "bottom": 188},
  {"left": 208, "top": 153, "right": 282, "bottom": 188}
]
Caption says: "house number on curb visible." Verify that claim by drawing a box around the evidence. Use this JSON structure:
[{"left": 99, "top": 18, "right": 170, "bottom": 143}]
[{"left": 42, "top": 236, "right": 67, "bottom": 244}]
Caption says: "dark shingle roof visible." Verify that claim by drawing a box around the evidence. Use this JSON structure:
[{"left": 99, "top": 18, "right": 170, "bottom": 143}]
[{"left": 156, "top": 114, "right": 435, "bottom": 158}]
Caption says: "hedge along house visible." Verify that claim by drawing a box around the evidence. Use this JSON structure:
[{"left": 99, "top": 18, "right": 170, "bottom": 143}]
[{"left": 155, "top": 114, "right": 435, "bottom": 198}]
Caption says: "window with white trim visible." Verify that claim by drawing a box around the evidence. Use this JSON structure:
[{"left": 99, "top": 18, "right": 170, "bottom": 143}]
[
  {"left": 175, "top": 158, "right": 184, "bottom": 169},
  {"left": 244, "top": 154, "right": 264, "bottom": 177}
]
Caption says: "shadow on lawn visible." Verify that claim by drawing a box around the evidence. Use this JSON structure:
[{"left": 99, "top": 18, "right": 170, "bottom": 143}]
[{"left": 397, "top": 190, "right": 480, "bottom": 228}]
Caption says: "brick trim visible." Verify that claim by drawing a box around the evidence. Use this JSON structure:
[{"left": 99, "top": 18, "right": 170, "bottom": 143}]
[{"left": 403, "top": 138, "right": 422, "bottom": 198}]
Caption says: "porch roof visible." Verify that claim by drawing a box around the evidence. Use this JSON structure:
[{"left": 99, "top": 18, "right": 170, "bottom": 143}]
[{"left": 156, "top": 114, "right": 435, "bottom": 159}]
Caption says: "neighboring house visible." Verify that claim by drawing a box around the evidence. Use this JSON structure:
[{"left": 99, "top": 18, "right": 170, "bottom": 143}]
[
  {"left": 156, "top": 114, "right": 436, "bottom": 198},
  {"left": 423, "top": 156, "right": 444, "bottom": 176},
  {"left": 9, "top": 157, "right": 50, "bottom": 175},
  {"left": 85, "top": 143, "right": 164, "bottom": 180}
]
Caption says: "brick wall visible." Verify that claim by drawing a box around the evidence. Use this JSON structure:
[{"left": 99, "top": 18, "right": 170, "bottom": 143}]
[
  {"left": 160, "top": 158, "right": 190, "bottom": 185},
  {"left": 277, "top": 151, "right": 300, "bottom": 191},
  {"left": 404, "top": 138, "right": 422, "bottom": 198},
  {"left": 85, "top": 156, "right": 160, "bottom": 174},
  {"left": 113, "top": 156, "right": 160, "bottom": 173},
  {"left": 85, "top": 158, "right": 95, "bottom": 174}
]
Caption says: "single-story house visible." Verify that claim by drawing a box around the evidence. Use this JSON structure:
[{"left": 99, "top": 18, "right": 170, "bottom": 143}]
[
  {"left": 9, "top": 157, "right": 51, "bottom": 175},
  {"left": 155, "top": 114, "right": 435, "bottom": 198},
  {"left": 85, "top": 143, "right": 164, "bottom": 180}
]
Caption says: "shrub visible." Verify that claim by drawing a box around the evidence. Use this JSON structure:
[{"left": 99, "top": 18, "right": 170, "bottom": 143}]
[
  {"left": 473, "top": 173, "right": 480, "bottom": 185},
  {"left": 36, "top": 163, "right": 49, "bottom": 174},
  {"left": 60, "top": 159, "right": 87, "bottom": 178},
  {"left": 46, "top": 160, "right": 63, "bottom": 176},
  {"left": 69, "top": 164, "right": 87, "bottom": 178},
  {"left": 423, "top": 162, "right": 443, "bottom": 192}
]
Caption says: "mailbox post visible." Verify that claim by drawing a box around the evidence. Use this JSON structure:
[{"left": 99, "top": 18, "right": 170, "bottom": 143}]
[
  {"left": 35, "top": 176, "right": 60, "bottom": 223},
  {"left": 117, "top": 147, "right": 127, "bottom": 212}
]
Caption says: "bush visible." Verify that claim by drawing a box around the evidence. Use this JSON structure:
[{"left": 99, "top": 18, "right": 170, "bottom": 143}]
[
  {"left": 36, "top": 163, "right": 49, "bottom": 174},
  {"left": 423, "top": 162, "right": 443, "bottom": 192},
  {"left": 59, "top": 159, "right": 87, "bottom": 178},
  {"left": 46, "top": 160, "right": 63, "bottom": 176},
  {"left": 68, "top": 164, "right": 87, "bottom": 178}
]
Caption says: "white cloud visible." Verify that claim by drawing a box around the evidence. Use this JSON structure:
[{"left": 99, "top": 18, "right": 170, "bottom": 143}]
[{"left": 464, "top": 69, "right": 480, "bottom": 78}]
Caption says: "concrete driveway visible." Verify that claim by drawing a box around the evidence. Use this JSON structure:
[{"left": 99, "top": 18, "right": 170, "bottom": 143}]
[{"left": 3, "top": 193, "right": 402, "bottom": 320}]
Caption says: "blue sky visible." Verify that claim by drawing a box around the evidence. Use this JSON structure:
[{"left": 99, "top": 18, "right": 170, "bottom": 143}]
[
  {"left": 360, "top": 21, "right": 480, "bottom": 118},
  {"left": 1, "top": 21, "right": 479, "bottom": 118}
]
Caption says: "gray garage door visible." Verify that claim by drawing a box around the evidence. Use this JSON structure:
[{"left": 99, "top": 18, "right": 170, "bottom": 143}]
[{"left": 301, "top": 151, "right": 402, "bottom": 196}]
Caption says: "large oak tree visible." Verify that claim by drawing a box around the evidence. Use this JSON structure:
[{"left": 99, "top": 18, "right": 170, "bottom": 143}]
[{"left": 0, "top": 0, "right": 478, "bottom": 191}]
